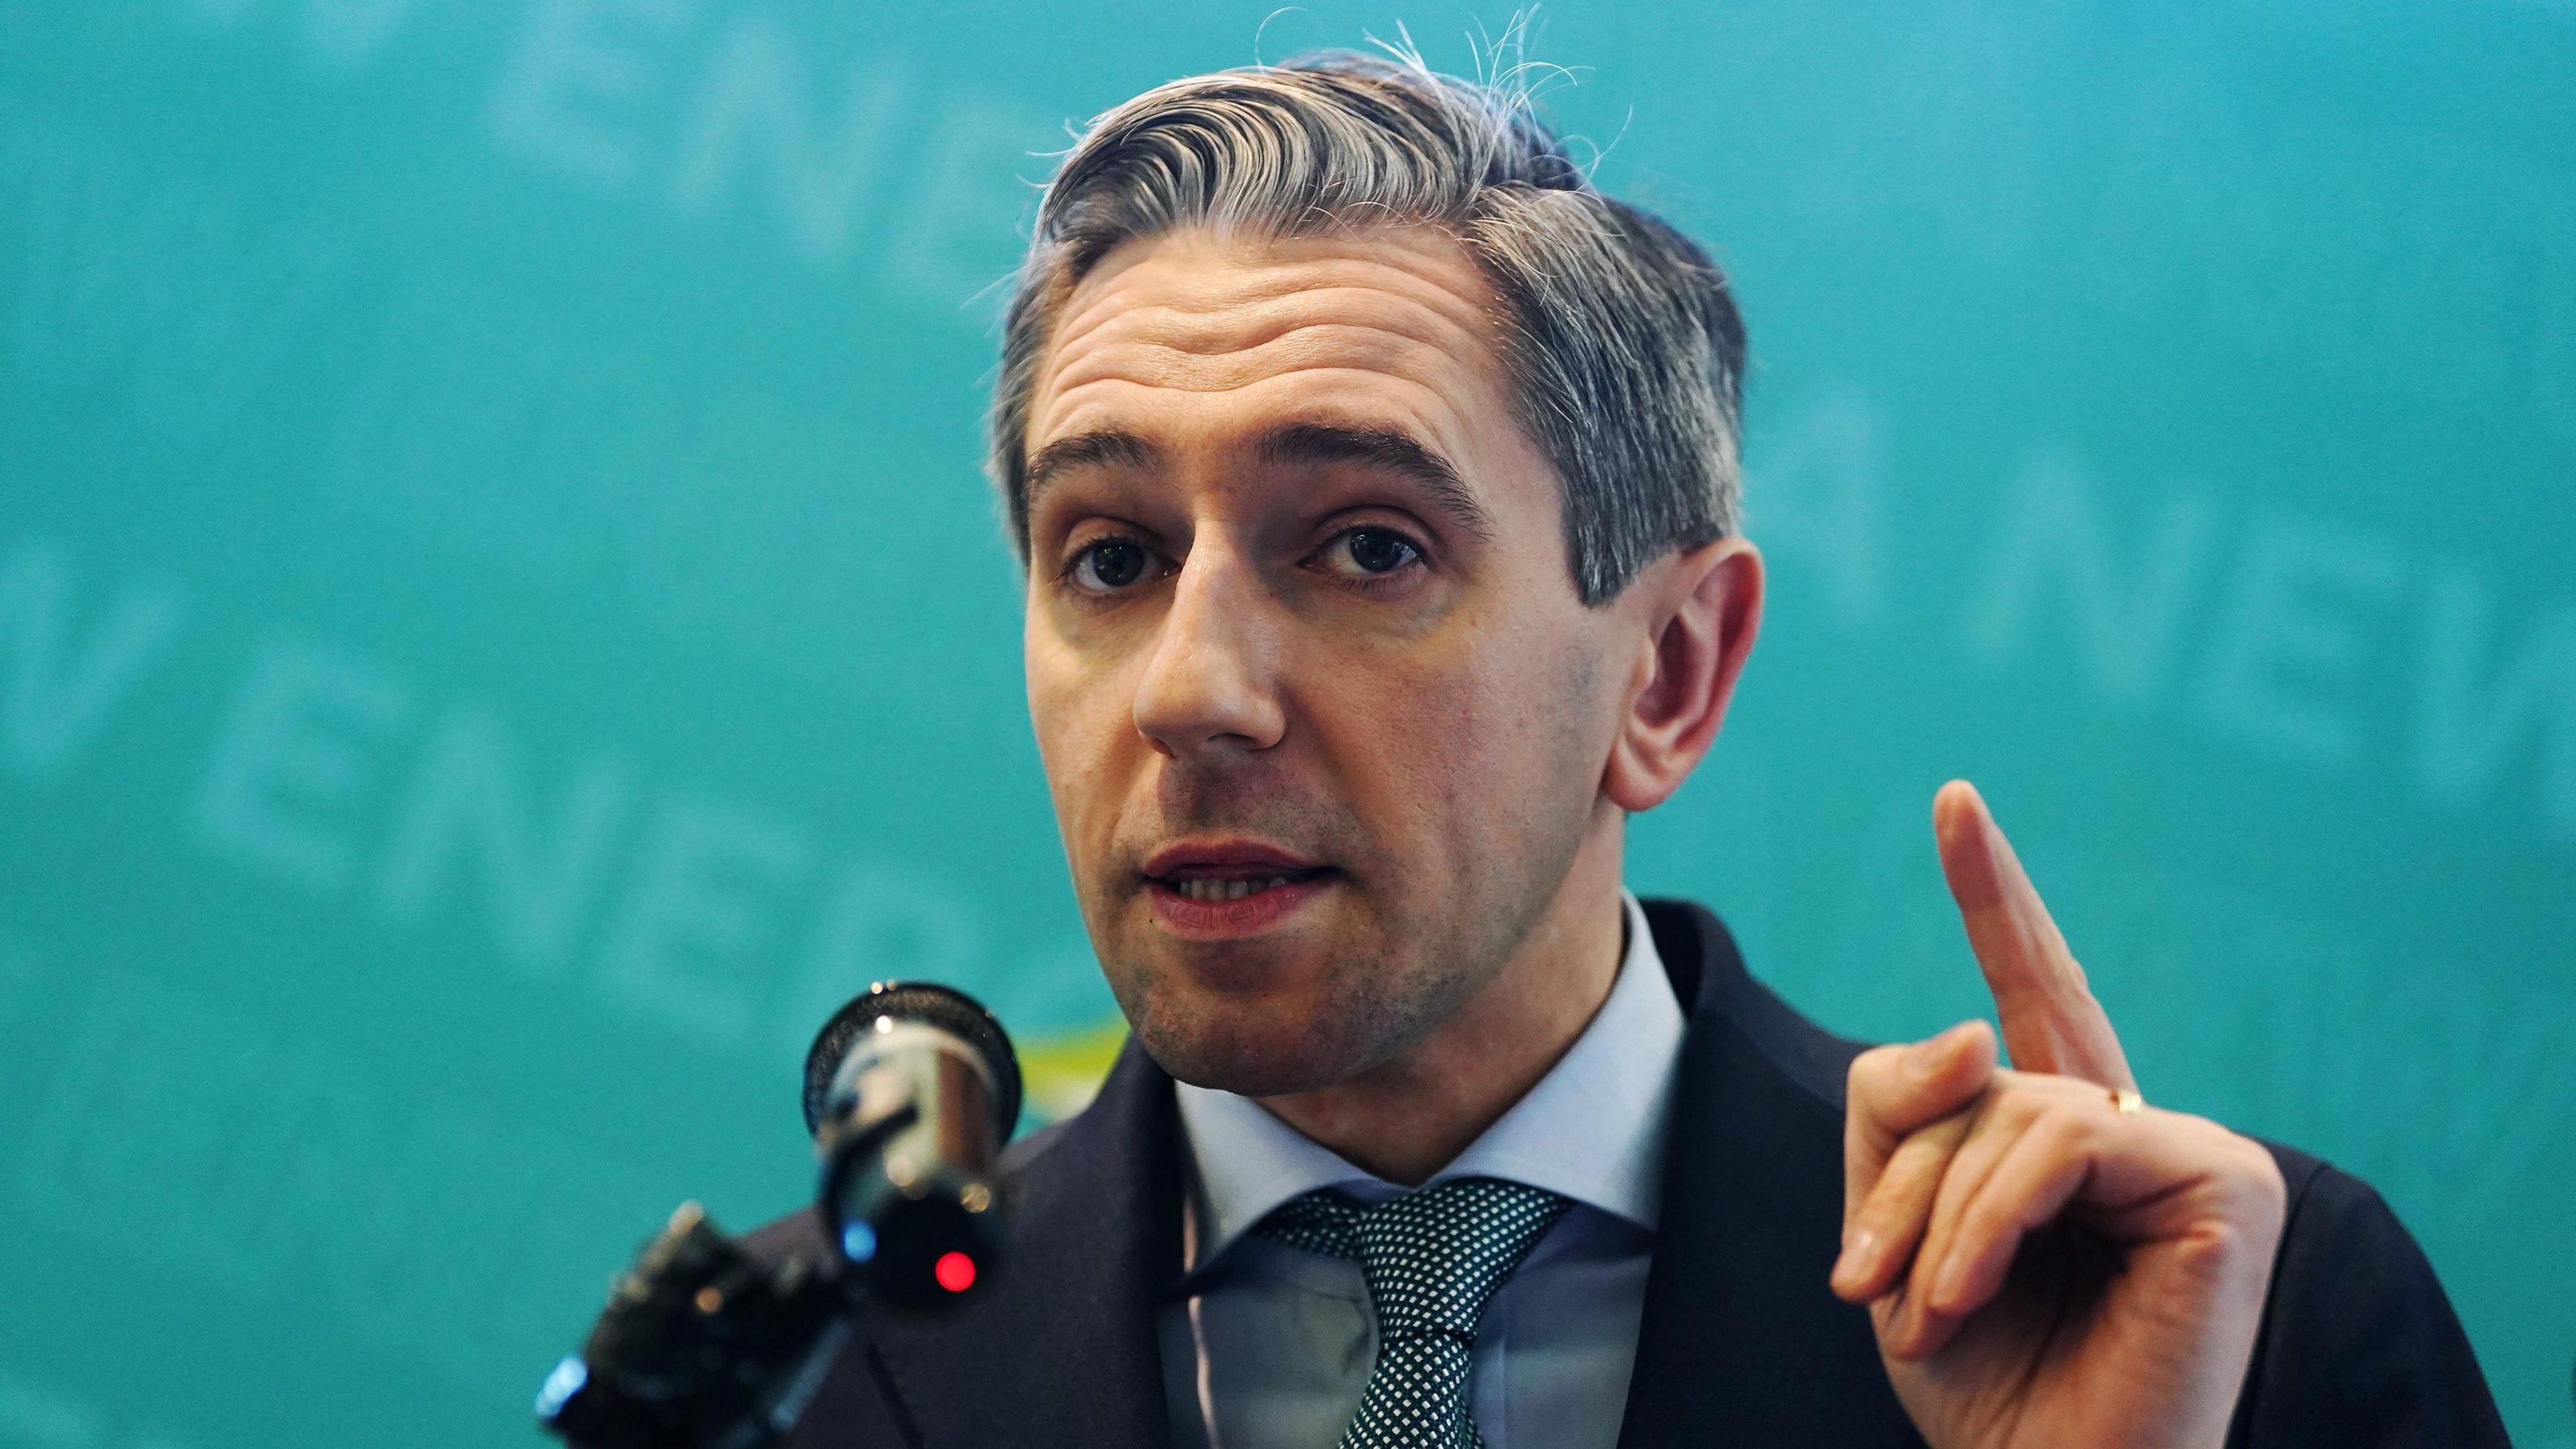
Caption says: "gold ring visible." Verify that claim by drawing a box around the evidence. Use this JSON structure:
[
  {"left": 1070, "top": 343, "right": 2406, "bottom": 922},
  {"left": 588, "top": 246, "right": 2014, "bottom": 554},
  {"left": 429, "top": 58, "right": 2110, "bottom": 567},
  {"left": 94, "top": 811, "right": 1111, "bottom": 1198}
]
[{"left": 2110, "top": 1087, "right": 2145, "bottom": 1116}]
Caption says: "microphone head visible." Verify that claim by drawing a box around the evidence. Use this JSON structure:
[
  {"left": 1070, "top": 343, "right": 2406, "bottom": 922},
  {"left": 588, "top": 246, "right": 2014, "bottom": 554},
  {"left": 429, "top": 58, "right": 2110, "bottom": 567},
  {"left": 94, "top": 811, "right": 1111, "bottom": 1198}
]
[
  {"left": 802, "top": 981, "right": 1022, "bottom": 1141},
  {"left": 802, "top": 981, "right": 1022, "bottom": 1311}
]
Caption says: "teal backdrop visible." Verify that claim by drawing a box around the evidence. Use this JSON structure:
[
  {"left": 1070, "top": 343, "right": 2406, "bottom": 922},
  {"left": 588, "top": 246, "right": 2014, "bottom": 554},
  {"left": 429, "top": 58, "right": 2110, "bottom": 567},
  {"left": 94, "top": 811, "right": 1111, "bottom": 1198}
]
[{"left": 1, "top": 1, "right": 2570, "bottom": 1444}]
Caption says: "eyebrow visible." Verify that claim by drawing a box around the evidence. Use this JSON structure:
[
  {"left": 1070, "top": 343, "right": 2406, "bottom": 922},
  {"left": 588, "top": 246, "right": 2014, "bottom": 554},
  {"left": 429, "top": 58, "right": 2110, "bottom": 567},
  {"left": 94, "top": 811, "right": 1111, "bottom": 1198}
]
[
  {"left": 1256, "top": 423, "right": 1495, "bottom": 541},
  {"left": 1025, "top": 429, "right": 1164, "bottom": 500},
  {"left": 1020, "top": 421, "right": 1496, "bottom": 542}
]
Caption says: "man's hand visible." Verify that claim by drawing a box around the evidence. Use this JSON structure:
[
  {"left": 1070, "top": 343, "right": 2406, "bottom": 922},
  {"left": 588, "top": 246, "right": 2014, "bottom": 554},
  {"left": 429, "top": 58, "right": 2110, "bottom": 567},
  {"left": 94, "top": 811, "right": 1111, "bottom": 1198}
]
[{"left": 1832, "top": 782, "right": 2288, "bottom": 1449}]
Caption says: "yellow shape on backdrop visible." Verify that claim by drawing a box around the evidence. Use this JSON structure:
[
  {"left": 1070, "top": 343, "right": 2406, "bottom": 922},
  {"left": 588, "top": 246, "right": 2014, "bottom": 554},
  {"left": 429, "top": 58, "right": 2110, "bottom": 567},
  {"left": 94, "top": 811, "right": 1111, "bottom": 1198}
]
[{"left": 1017, "top": 1018, "right": 1131, "bottom": 1124}]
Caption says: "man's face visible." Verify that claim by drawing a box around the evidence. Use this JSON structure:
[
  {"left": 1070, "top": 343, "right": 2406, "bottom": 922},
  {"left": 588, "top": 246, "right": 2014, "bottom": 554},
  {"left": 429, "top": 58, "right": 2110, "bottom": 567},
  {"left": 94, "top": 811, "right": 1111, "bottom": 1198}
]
[{"left": 1021, "top": 227, "right": 1633, "bottom": 1096}]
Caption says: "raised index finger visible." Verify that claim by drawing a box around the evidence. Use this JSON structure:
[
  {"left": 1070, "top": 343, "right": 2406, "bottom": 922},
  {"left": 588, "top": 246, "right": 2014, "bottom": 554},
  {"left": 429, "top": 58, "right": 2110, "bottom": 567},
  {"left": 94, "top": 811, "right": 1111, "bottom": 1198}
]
[{"left": 1933, "top": 780, "right": 2135, "bottom": 1091}]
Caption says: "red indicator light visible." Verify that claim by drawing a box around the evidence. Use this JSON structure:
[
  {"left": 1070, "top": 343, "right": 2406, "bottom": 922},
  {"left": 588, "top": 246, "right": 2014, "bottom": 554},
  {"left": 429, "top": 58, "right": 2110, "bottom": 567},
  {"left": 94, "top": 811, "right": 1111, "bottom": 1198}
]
[{"left": 933, "top": 1251, "right": 977, "bottom": 1293}]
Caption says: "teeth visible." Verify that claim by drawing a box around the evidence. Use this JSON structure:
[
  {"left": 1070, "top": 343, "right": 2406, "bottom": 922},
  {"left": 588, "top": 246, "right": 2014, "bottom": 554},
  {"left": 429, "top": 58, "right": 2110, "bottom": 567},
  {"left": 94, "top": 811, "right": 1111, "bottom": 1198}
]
[{"left": 1175, "top": 875, "right": 1293, "bottom": 903}]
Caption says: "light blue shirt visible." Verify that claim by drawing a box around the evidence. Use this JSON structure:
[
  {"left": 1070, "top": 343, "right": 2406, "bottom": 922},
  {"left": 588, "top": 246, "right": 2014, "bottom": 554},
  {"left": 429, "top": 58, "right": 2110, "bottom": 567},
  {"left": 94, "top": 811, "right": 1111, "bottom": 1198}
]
[{"left": 1158, "top": 892, "right": 1688, "bottom": 1449}]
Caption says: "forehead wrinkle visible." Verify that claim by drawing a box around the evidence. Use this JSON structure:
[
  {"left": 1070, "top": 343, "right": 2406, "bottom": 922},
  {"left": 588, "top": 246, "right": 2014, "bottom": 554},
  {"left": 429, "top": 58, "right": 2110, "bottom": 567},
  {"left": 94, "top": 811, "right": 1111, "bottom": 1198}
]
[
  {"left": 1034, "top": 293, "right": 1509, "bottom": 460},
  {"left": 1030, "top": 332, "right": 1501, "bottom": 464},
  {"left": 1025, "top": 231, "right": 1548, "bottom": 528},
  {"left": 1048, "top": 241, "right": 1500, "bottom": 371},
  {"left": 1044, "top": 278, "right": 1496, "bottom": 410},
  {"left": 1030, "top": 366, "right": 1473, "bottom": 456},
  {"left": 1032, "top": 234, "right": 1510, "bottom": 460},
  {"left": 1046, "top": 323, "right": 1474, "bottom": 405},
  {"left": 1093, "top": 288, "right": 1491, "bottom": 363},
  {"left": 1063, "top": 258, "right": 1497, "bottom": 337}
]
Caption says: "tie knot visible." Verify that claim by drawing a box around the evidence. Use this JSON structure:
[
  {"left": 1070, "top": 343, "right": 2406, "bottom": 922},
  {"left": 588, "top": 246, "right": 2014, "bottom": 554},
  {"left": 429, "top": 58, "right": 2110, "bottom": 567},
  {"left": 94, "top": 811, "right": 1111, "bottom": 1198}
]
[{"left": 1257, "top": 1177, "right": 1570, "bottom": 1341}]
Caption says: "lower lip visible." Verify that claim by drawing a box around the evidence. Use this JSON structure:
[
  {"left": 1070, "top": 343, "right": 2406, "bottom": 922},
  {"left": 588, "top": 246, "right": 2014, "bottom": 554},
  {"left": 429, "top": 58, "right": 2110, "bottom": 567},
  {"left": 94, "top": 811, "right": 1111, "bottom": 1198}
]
[{"left": 1146, "top": 875, "right": 1336, "bottom": 938}]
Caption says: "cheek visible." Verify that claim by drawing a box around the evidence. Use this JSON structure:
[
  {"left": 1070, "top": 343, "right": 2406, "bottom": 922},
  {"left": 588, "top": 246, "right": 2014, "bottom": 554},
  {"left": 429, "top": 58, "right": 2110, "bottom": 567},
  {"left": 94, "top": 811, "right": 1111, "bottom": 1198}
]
[
  {"left": 1026, "top": 631, "right": 1112, "bottom": 822},
  {"left": 1328, "top": 627, "right": 1601, "bottom": 857},
  {"left": 1026, "top": 621, "right": 1158, "bottom": 859}
]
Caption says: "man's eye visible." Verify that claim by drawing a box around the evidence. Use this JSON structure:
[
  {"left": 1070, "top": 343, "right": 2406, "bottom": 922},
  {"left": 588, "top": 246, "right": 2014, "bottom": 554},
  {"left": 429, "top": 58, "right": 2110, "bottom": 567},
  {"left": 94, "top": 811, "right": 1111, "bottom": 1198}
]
[
  {"left": 1319, "top": 527, "right": 1424, "bottom": 579},
  {"left": 1069, "top": 537, "right": 1157, "bottom": 592}
]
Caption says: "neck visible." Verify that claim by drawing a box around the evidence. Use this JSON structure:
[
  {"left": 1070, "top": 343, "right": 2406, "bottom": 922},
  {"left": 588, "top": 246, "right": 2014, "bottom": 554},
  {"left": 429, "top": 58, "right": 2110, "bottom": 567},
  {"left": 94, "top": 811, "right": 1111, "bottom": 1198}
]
[{"left": 1255, "top": 816, "right": 1629, "bottom": 1186}]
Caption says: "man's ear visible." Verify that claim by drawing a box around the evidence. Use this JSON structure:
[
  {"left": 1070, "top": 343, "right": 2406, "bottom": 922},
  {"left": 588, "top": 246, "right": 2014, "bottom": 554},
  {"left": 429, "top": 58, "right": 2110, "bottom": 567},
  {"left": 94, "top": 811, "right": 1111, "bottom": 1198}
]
[{"left": 1603, "top": 537, "right": 1764, "bottom": 812}]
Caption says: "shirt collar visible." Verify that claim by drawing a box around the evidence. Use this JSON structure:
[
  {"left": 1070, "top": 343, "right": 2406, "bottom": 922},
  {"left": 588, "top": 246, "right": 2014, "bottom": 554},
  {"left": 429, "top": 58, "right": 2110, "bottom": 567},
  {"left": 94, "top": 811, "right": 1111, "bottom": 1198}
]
[{"left": 1174, "top": 890, "right": 1687, "bottom": 1269}]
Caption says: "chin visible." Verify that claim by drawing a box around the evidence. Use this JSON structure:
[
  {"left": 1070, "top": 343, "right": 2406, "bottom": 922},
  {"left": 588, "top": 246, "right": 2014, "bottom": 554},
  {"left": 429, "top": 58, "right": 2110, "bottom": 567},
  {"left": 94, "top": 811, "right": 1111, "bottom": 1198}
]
[
  {"left": 1120, "top": 979, "right": 1383, "bottom": 1098},
  {"left": 1089, "top": 900, "right": 1454, "bottom": 1097},
  {"left": 1132, "top": 1004, "right": 1344, "bottom": 1096}
]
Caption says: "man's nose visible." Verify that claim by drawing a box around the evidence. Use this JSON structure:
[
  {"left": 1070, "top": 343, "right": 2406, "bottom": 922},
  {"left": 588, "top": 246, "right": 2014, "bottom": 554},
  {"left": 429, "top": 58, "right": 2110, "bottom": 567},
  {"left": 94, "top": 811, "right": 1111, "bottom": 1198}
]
[{"left": 1132, "top": 542, "right": 1287, "bottom": 759}]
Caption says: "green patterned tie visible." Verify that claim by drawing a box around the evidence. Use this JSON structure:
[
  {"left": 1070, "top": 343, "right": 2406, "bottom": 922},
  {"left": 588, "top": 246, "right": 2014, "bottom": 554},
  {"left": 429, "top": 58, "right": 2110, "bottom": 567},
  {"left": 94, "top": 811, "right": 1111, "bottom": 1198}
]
[{"left": 1256, "top": 1176, "right": 1571, "bottom": 1449}]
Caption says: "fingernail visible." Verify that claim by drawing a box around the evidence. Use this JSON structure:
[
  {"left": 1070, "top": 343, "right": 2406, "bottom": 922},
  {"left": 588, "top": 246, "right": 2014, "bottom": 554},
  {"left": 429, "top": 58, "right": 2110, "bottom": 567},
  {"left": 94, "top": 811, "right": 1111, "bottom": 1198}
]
[
  {"left": 1833, "top": 1228, "right": 1880, "bottom": 1286},
  {"left": 1930, "top": 1250, "right": 1968, "bottom": 1309}
]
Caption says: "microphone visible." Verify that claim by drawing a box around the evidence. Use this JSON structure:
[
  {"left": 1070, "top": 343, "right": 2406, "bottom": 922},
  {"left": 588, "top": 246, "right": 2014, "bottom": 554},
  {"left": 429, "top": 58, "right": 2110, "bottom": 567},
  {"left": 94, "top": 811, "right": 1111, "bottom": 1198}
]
[
  {"left": 537, "top": 981, "right": 1022, "bottom": 1448},
  {"left": 802, "top": 981, "right": 1022, "bottom": 1311}
]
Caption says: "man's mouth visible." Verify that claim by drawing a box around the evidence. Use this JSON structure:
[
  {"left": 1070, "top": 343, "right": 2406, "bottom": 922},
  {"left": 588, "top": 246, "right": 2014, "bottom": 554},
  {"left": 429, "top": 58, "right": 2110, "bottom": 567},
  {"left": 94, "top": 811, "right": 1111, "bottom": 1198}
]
[
  {"left": 1138, "top": 842, "right": 1338, "bottom": 936},
  {"left": 1155, "top": 868, "right": 1334, "bottom": 904}
]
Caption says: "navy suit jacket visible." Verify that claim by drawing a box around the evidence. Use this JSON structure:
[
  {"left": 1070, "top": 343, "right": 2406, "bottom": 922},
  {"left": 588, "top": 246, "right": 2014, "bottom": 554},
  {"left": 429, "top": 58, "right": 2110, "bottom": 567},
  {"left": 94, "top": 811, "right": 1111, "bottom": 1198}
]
[{"left": 749, "top": 898, "right": 2509, "bottom": 1448}]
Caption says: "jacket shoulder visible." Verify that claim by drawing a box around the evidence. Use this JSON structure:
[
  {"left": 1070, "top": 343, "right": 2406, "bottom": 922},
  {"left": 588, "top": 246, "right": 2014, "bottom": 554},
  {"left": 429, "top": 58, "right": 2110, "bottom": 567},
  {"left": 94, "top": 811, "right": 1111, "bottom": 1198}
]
[
  {"left": 2229, "top": 1146, "right": 2509, "bottom": 1448},
  {"left": 1642, "top": 895, "right": 1874, "bottom": 1114}
]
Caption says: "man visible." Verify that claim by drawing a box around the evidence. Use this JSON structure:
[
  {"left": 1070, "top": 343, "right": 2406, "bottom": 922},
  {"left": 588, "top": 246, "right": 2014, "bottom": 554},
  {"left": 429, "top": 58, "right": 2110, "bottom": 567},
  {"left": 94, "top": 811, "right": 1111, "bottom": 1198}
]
[{"left": 751, "top": 53, "right": 2506, "bottom": 1448}]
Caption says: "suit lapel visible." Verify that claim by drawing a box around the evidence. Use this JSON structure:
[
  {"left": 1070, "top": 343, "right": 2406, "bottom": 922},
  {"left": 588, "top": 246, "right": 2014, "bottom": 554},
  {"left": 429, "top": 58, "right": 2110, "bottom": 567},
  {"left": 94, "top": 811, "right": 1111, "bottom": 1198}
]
[
  {"left": 1617, "top": 900, "right": 1921, "bottom": 1448},
  {"left": 857, "top": 1038, "right": 1182, "bottom": 1449}
]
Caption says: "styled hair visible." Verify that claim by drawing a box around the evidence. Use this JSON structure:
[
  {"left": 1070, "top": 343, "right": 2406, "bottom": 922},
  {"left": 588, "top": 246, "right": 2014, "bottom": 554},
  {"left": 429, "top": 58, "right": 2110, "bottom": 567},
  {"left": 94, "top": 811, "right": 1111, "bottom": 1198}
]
[{"left": 991, "top": 50, "right": 1747, "bottom": 604}]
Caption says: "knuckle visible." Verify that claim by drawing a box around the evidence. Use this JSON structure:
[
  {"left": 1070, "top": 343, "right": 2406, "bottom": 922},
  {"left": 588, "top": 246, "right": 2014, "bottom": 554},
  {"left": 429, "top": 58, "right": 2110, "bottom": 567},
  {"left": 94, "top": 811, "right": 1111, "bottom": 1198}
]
[
  {"left": 1953, "top": 1195, "right": 2008, "bottom": 1251},
  {"left": 1876, "top": 1136, "right": 1945, "bottom": 1198},
  {"left": 1848, "top": 1044, "right": 1902, "bottom": 1096},
  {"left": 2233, "top": 1135, "right": 2288, "bottom": 1208},
  {"left": 2030, "top": 1099, "right": 2093, "bottom": 1155},
  {"left": 1987, "top": 1075, "right": 2047, "bottom": 1128},
  {"left": 1854, "top": 1193, "right": 1911, "bottom": 1238}
]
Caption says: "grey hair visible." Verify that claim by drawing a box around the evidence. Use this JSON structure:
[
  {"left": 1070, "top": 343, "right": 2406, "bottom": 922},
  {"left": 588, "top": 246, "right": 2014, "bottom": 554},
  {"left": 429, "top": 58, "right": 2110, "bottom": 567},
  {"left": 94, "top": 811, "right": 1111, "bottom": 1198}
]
[{"left": 991, "top": 49, "right": 1746, "bottom": 604}]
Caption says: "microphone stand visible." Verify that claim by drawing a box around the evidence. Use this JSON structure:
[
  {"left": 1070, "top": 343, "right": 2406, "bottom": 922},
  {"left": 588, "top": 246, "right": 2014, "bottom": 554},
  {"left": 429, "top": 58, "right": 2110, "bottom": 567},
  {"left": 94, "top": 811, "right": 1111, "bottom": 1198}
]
[
  {"left": 541, "top": 979, "right": 1015, "bottom": 1449},
  {"left": 537, "top": 1112, "right": 920, "bottom": 1449},
  {"left": 535, "top": 1201, "right": 851, "bottom": 1449}
]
